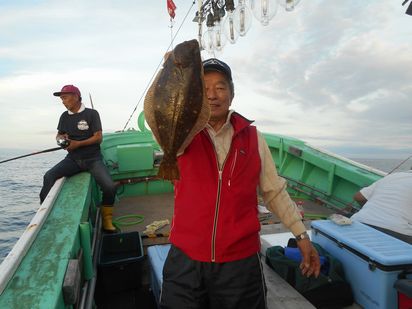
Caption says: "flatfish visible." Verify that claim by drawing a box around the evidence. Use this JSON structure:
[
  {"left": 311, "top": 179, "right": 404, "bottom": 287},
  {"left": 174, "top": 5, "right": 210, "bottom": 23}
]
[{"left": 144, "top": 39, "right": 210, "bottom": 180}]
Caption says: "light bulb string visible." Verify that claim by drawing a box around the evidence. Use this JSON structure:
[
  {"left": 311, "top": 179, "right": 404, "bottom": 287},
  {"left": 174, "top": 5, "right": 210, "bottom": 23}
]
[
  {"left": 198, "top": 0, "right": 203, "bottom": 47},
  {"left": 169, "top": 17, "right": 175, "bottom": 50},
  {"left": 203, "top": 0, "right": 300, "bottom": 53},
  {"left": 122, "top": 1, "right": 196, "bottom": 132}
]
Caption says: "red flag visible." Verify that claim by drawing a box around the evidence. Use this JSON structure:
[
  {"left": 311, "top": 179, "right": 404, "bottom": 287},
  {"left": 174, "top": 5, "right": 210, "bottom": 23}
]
[{"left": 167, "top": 0, "right": 176, "bottom": 19}]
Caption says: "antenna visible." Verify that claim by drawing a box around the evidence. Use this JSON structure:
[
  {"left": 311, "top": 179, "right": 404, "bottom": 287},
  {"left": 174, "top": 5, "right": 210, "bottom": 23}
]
[{"left": 89, "top": 93, "right": 94, "bottom": 109}]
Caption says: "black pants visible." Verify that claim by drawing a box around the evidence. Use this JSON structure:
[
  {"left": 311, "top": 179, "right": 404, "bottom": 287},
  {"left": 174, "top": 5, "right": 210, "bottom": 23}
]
[
  {"left": 160, "top": 245, "right": 267, "bottom": 309},
  {"left": 39, "top": 156, "right": 116, "bottom": 205}
]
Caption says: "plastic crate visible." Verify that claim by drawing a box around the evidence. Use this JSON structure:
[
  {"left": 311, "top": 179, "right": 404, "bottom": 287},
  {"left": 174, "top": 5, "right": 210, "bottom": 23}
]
[{"left": 98, "top": 231, "right": 144, "bottom": 293}]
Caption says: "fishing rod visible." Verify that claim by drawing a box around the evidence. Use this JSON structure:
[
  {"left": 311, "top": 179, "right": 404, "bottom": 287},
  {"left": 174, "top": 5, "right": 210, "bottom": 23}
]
[
  {"left": 0, "top": 147, "right": 62, "bottom": 164},
  {"left": 387, "top": 154, "right": 412, "bottom": 174}
]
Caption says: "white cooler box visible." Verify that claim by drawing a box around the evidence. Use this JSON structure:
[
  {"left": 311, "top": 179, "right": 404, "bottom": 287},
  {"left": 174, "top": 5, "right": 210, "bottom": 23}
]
[
  {"left": 311, "top": 220, "right": 412, "bottom": 309},
  {"left": 147, "top": 244, "right": 171, "bottom": 307}
]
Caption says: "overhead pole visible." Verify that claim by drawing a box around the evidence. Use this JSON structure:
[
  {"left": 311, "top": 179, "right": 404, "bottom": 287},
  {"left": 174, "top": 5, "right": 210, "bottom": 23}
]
[{"left": 89, "top": 93, "right": 94, "bottom": 110}]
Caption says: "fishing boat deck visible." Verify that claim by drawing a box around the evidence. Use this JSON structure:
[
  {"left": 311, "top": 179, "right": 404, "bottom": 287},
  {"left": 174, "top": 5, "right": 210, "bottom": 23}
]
[
  {"left": 113, "top": 193, "right": 174, "bottom": 248},
  {"left": 111, "top": 193, "right": 356, "bottom": 309},
  {"left": 113, "top": 193, "right": 338, "bottom": 240}
]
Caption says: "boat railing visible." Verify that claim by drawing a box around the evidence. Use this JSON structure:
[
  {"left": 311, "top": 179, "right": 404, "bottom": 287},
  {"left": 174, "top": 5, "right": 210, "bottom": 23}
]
[
  {"left": 284, "top": 176, "right": 357, "bottom": 215},
  {"left": 0, "top": 178, "right": 66, "bottom": 295},
  {"left": 306, "top": 143, "right": 387, "bottom": 177},
  {"left": 79, "top": 207, "right": 102, "bottom": 309}
]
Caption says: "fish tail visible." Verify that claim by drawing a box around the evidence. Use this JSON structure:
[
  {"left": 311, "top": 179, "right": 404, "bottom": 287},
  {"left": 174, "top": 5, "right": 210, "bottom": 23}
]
[{"left": 158, "top": 161, "right": 180, "bottom": 180}]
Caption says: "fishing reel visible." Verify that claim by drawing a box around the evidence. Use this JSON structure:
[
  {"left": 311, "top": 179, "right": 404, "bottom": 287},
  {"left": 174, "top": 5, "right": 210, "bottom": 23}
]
[{"left": 57, "top": 138, "right": 70, "bottom": 148}]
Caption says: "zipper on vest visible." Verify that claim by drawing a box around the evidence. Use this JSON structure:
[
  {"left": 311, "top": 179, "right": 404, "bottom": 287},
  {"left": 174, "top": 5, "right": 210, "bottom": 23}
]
[
  {"left": 228, "top": 149, "right": 238, "bottom": 187},
  {"left": 205, "top": 130, "right": 232, "bottom": 262},
  {"left": 211, "top": 169, "right": 223, "bottom": 262}
]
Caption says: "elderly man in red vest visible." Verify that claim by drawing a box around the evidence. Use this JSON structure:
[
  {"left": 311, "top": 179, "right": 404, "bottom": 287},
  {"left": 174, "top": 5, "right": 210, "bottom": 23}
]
[{"left": 160, "top": 59, "right": 320, "bottom": 309}]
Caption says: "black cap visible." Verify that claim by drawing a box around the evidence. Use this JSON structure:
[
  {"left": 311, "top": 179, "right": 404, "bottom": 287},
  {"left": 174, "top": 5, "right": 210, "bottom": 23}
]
[{"left": 203, "top": 58, "right": 232, "bottom": 81}]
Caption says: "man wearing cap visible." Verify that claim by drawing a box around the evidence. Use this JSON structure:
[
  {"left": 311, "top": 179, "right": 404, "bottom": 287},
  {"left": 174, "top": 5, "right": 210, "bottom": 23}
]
[
  {"left": 39, "top": 85, "right": 117, "bottom": 232},
  {"left": 160, "top": 59, "right": 320, "bottom": 308}
]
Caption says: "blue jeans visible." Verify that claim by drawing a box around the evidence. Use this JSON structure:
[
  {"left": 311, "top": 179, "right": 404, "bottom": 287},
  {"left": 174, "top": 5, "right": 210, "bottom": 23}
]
[{"left": 40, "top": 156, "right": 116, "bottom": 205}]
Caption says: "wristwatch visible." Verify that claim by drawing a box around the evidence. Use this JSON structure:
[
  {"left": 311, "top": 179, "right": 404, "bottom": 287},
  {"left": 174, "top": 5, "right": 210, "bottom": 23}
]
[{"left": 295, "top": 231, "right": 309, "bottom": 241}]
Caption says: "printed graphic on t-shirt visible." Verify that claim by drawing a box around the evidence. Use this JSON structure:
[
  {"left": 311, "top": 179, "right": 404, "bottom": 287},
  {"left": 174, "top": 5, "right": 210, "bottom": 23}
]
[{"left": 77, "top": 120, "right": 89, "bottom": 130}]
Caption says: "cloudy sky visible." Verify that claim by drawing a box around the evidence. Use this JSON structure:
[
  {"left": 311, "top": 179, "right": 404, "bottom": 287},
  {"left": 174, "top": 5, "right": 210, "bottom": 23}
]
[{"left": 1, "top": 0, "right": 411, "bottom": 159}]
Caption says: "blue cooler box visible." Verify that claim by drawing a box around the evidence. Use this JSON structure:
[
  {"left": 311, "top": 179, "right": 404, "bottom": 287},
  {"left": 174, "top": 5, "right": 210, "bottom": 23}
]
[
  {"left": 147, "top": 244, "right": 171, "bottom": 307},
  {"left": 311, "top": 220, "right": 412, "bottom": 309}
]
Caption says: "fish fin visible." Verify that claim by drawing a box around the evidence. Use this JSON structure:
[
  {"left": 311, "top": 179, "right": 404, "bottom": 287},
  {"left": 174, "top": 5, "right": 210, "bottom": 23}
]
[
  {"left": 144, "top": 70, "right": 162, "bottom": 140},
  {"left": 158, "top": 161, "right": 180, "bottom": 180}
]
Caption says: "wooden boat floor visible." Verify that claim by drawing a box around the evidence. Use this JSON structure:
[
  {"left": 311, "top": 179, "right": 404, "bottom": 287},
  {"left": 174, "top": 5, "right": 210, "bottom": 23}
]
[
  {"left": 112, "top": 194, "right": 336, "bottom": 249},
  {"left": 113, "top": 192, "right": 174, "bottom": 249},
  {"left": 259, "top": 197, "right": 337, "bottom": 229}
]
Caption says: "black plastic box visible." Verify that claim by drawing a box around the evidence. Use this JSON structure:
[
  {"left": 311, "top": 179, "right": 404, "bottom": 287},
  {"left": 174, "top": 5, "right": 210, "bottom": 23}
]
[{"left": 97, "top": 231, "right": 144, "bottom": 293}]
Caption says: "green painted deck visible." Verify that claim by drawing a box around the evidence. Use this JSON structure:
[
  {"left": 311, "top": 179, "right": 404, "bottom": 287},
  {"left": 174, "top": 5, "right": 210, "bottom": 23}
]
[{"left": 0, "top": 173, "right": 96, "bottom": 308}]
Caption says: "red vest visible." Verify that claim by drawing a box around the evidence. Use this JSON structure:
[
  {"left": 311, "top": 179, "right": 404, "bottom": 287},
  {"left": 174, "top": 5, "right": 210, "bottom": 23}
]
[{"left": 171, "top": 112, "right": 261, "bottom": 262}]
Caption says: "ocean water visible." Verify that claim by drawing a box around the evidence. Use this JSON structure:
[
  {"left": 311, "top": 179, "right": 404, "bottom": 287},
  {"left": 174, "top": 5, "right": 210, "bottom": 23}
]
[
  {"left": 0, "top": 149, "right": 411, "bottom": 264},
  {"left": 0, "top": 148, "right": 65, "bottom": 263},
  {"left": 350, "top": 157, "right": 412, "bottom": 174}
]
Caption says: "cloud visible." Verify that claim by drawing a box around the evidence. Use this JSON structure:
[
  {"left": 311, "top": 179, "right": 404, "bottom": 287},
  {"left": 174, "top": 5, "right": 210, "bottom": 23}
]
[
  {"left": 0, "top": 0, "right": 411, "bottom": 158},
  {"left": 0, "top": 67, "right": 153, "bottom": 149},
  {"left": 0, "top": 1, "right": 195, "bottom": 74},
  {"left": 219, "top": 1, "right": 412, "bottom": 156}
]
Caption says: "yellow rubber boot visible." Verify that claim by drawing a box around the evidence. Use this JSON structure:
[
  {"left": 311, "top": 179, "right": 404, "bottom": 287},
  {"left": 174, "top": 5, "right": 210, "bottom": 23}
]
[{"left": 101, "top": 206, "right": 116, "bottom": 233}]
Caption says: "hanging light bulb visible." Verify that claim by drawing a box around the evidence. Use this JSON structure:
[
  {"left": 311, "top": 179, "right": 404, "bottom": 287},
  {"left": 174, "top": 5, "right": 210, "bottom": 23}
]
[
  {"left": 202, "top": 29, "right": 215, "bottom": 54},
  {"left": 250, "top": 0, "right": 279, "bottom": 26},
  {"left": 233, "top": 0, "right": 253, "bottom": 37},
  {"left": 223, "top": 10, "right": 239, "bottom": 43},
  {"left": 213, "top": 20, "right": 226, "bottom": 50},
  {"left": 279, "top": 0, "right": 301, "bottom": 12},
  {"left": 222, "top": 0, "right": 238, "bottom": 44},
  {"left": 202, "top": 13, "right": 216, "bottom": 54}
]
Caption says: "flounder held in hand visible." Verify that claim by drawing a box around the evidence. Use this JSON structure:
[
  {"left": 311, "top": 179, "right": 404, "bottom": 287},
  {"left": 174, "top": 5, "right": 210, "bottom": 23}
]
[{"left": 144, "top": 39, "right": 210, "bottom": 180}]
